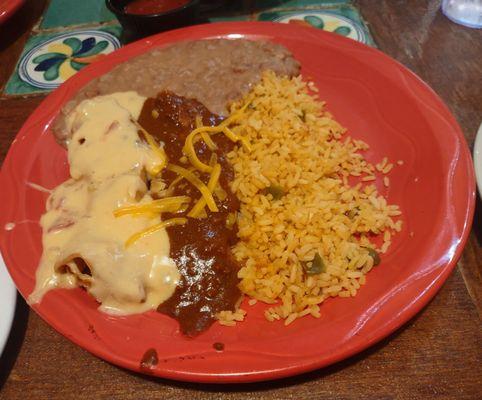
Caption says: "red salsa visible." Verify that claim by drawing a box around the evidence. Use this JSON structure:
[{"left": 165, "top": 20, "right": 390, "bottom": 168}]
[{"left": 124, "top": 0, "right": 189, "bottom": 15}]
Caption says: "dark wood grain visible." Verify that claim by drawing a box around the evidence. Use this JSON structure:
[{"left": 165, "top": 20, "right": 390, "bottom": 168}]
[
  {"left": 356, "top": 0, "right": 482, "bottom": 322},
  {"left": 1, "top": 1, "right": 481, "bottom": 399}
]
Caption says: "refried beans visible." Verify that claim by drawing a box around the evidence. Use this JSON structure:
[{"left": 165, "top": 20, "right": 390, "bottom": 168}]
[{"left": 53, "top": 39, "right": 300, "bottom": 146}]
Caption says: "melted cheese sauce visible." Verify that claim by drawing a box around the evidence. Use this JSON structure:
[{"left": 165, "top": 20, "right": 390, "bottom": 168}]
[{"left": 29, "top": 92, "right": 180, "bottom": 315}]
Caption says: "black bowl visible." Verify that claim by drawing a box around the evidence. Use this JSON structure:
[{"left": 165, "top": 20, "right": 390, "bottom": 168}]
[{"left": 106, "top": 0, "right": 200, "bottom": 42}]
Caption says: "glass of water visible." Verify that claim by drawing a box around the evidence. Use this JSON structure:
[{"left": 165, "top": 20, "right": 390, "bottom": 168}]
[{"left": 442, "top": 0, "right": 482, "bottom": 28}]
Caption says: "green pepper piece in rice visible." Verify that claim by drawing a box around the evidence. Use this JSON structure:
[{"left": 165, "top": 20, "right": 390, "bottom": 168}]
[
  {"left": 345, "top": 206, "right": 360, "bottom": 219},
  {"left": 367, "top": 247, "right": 381, "bottom": 266},
  {"left": 262, "top": 184, "right": 285, "bottom": 200},
  {"left": 303, "top": 252, "right": 326, "bottom": 275}
]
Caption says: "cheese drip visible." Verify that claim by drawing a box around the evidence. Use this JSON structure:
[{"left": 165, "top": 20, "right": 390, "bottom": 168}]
[{"left": 29, "top": 92, "right": 180, "bottom": 315}]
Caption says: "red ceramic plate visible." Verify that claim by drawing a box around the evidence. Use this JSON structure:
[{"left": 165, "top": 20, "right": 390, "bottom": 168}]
[
  {"left": 0, "top": 22, "right": 475, "bottom": 383},
  {"left": 0, "top": 0, "right": 24, "bottom": 24}
]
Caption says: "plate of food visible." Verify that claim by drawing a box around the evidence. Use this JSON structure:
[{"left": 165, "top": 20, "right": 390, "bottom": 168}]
[{"left": 0, "top": 22, "right": 474, "bottom": 383}]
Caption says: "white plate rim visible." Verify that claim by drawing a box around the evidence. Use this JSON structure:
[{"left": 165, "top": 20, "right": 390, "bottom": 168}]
[
  {"left": 473, "top": 122, "right": 482, "bottom": 198},
  {"left": 0, "top": 253, "right": 17, "bottom": 356}
]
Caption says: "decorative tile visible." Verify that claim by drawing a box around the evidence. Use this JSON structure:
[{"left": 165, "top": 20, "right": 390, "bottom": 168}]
[
  {"left": 254, "top": 0, "right": 351, "bottom": 8},
  {"left": 4, "top": 26, "right": 121, "bottom": 95},
  {"left": 209, "top": 2, "right": 375, "bottom": 47},
  {"left": 258, "top": 7, "right": 374, "bottom": 45},
  {"left": 209, "top": 15, "right": 251, "bottom": 22},
  {"left": 4, "top": 1, "right": 375, "bottom": 95},
  {"left": 40, "top": 0, "right": 116, "bottom": 29}
]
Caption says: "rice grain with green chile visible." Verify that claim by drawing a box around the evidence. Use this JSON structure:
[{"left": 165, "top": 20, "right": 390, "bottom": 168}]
[{"left": 217, "top": 71, "right": 402, "bottom": 326}]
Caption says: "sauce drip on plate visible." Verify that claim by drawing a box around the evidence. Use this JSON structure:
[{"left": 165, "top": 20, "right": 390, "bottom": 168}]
[
  {"left": 213, "top": 342, "right": 225, "bottom": 351},
  {"left": 138, "top": 92, "right": 241, "bottom": 336},
  {"left": 140, "top": 348, "right": 159, "bottom": 373}
]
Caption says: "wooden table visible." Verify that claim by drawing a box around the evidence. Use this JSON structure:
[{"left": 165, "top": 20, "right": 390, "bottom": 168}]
[{"left": 0, "top": 1, "right": 481, "bottom": 398}]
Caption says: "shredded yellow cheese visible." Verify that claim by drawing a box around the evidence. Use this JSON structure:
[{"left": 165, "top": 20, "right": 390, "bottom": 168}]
[
  {"left": 125, "top": 217, "right": 187, "bottom": 247},
  {"left": 114, "top": 196, "right": 191, "bottom": 217},
  {"left": 195, "top": 115, "right": 218, "bottom": 151},
  {"left": 239, "top": 136, "right": 251, "bottom": 151},
  {"left": 188, "top": 163, "right": 221, "bottom": 218},
  {"left": 201, "top": 131, "right": 217, "bottom": 151},
  {"left": 134, "top": 121, "right": 167, "bottom": 175},
  {"left": 209, "top": 153, "right": 217, "bottom": 166},
  {"left": 184, "top": 123, "right": 249, "bottom": 173},
  {"left": 123, "top": 99, "right": 254, "bottom": 245},
  {"left": 167, "top": 164, "right": 218, "bottom": 212},
  {"left": 166, "top": 174, "right": 184, "bottom": 192},
  {"left": 223, "top": 96, "right": 252, "bottom": 125},
  {"left": 183, "top": 130, "right": 214, "bottom": 173},
  {"left": 214, "top": 185, "right": 227, "bottom": 201},
  {"left": 222, "top": 126, "right": 251, "bottom": 150},
  {"left": 165, "top": 165, "right": 197, "bottom": 195},
  {"left": 226, "top": 212, "right": 237, "bottom": 228},
  {"left": 124, "top": 96, "right": 252, "bottom": 247},
  {"left": 221, "top": 126, "right": 239, "bottom": 142}
]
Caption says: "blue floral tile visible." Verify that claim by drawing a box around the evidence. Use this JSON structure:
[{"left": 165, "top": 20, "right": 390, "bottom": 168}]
[
  {"left": 209, "top": 2, "right": 375, "bottom": 47},
  {"left": 4, "top": 26, "right": 121, "bottom": 95},
  {"left": 254, "top": 0, "right": 351, "bottom": 7},
  {"left": 258, "top": 9, "right": 373, "bottom": 45},
  {"left": 4, "top": 1, "right": 375, "bottom": 95}
]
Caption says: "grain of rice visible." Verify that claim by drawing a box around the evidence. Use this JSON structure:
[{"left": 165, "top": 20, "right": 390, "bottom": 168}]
[
  {"left": 311, "top": 307, "right": 321, "bottom": 318},
  {"left": 382, "top": 163, "right": 394, "bottom": 174},
  {"left": 299, "top": 308, "right": 313, "bottom": 317},
  {"left": 284, "top": 313, "right": 298, "bottom": 326},
  {"left": 380, "top": 241, "right": 391, "bottom": 254},
  {"left": 388, "top": 209, "right": 402, "bottom": 216},
  {"left": 219, "top": 320, "right": 236, "bottom": 327}
]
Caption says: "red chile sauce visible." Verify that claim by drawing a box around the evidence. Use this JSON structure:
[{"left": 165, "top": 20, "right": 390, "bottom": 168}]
[
  {"left": 138, "top": 92, "right": 241, "bottom": 336},
  {"left": 124, "top": 0, "right": 189, "bottom": 15},
  {"left": 213, "top": 342, "right": 225, "bottom": 351},
  {"left": 140, "top": 348, "right": 159, "bottom": 372}
]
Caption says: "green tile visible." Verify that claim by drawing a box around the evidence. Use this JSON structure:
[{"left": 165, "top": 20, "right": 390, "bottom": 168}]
[
  {"left": 4, "top": 25, "right": 122, "bottom": 96},
  {"left": 207, "top": 2, "right": 375, "bottom": 47},
  {"left": 209, "top": 16, "right": 252, "bottom": 23},
  {"left": 254, "top": 0, "right": 350, "bottom": 8},
  {"left": 257, "top": 5, "right": 375, "bottom": 46},
  {"left": 41, "top": 0, "right": 116, "bottom": 29},
  {"left": 5, "top": 0, "right": 375, "bottom": 95},
  {"left": 215, "top": 0, "right": 350, "bottom": 16}
]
